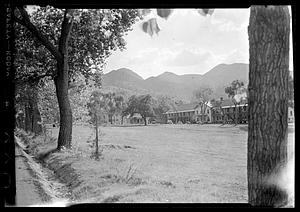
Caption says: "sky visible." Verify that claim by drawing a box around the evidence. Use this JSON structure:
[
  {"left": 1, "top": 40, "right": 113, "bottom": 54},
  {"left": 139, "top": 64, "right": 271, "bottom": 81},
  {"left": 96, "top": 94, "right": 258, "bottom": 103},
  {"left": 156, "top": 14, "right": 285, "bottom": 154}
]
[{"left": 104, "top": 8, "right": 294, "bottom": 79}]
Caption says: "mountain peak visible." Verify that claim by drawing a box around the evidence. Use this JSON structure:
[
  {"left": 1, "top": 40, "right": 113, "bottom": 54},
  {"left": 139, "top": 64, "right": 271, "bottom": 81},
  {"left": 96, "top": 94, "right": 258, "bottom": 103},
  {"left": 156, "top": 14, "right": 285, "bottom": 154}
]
[
  {"left": 108, "top": 68, "right": 144, "bottom": 80},
  {"left": 159, "top": 71, "right": 178, "bottom": 76}
]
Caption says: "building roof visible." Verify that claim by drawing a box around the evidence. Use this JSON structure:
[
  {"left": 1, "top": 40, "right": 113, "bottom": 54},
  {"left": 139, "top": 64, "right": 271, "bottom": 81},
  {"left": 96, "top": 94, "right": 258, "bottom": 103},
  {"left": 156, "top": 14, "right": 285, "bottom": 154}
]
[
  {"left": 131, "top": 113, "right": 142, "bottom": 118},
  {"left": 211, "top": 99, "right": 248, "bottom": 108},
  {"left": 166, "top": 103, "right": 199, "bottom": 113},
  {"left": 165, "top": 99, "right": 248, "bottom": 114}
]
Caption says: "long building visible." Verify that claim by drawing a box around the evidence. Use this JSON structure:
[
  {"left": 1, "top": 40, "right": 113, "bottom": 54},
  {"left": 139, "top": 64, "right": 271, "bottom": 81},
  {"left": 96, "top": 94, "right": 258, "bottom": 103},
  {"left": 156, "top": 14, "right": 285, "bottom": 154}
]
[{"left": 164, "top": 99, "right": 248, "bottom": 124}]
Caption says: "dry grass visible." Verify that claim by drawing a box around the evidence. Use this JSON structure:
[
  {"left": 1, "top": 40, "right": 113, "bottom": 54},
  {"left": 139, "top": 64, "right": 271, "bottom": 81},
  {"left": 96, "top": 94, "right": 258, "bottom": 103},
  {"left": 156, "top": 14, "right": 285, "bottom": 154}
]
[{"left": 33, "top": 123, "right": 294, "bottom": 204}]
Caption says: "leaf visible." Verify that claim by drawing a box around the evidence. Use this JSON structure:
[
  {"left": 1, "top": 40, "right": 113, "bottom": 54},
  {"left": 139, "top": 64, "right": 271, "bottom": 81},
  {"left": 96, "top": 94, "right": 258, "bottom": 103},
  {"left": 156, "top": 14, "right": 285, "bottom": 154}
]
[
  {"left": 156, "top": 9, "right": 173, "bottom": 19},
  {"left": 142, "top": 18, "right": 160, "bottom": 37},
  {"left": 197, "top": 9, "right": 215, "bottom": 16}
]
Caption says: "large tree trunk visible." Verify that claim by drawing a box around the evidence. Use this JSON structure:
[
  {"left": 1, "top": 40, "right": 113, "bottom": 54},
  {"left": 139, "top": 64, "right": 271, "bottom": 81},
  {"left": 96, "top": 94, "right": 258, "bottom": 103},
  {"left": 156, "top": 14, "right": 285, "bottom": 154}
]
[
  {"left": 143, "top": 117, "right": 147, "bottom": 126},
  {"left": 54, "top": 59, "right": 73, "bottom": 150},
  {"left": 248, "top": 6, "right": 290, "bottom": 207}
]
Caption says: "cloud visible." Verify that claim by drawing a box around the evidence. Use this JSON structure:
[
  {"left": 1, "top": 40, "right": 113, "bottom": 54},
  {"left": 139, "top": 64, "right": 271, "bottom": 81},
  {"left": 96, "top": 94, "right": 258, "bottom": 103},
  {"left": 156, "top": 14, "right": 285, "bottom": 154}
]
[
  {"left": 162, "top": 49, "right": 211, "bottom": 67},
  {"left": 104, "top": 8, "right": 252, "bottom": 78}
]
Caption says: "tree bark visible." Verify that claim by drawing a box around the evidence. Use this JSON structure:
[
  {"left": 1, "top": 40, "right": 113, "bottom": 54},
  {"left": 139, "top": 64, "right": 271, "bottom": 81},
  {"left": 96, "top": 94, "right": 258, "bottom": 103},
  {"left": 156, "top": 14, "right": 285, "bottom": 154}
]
[
  {"left": 54, "top": 9, "right": 74, "bottom": 150},
  {"left": 248, "top": 6, "right": 290, "bottom": 207},
  {"left": 95, "top": 114, "right": 99, "bottom": 159},
  {"left": 54, "top": 59, "right": 73, "bottom": 150}
]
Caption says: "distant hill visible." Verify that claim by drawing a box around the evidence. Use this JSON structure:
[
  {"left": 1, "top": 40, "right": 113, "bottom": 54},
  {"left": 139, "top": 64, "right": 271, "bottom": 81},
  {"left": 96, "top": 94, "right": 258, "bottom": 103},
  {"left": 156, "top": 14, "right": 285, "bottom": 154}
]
[
  {"left": 102, "top": 63, "right": 249, "bottom": 102},
  {"left": 200, "top": 63, "right": 249, "bottom": 88}
]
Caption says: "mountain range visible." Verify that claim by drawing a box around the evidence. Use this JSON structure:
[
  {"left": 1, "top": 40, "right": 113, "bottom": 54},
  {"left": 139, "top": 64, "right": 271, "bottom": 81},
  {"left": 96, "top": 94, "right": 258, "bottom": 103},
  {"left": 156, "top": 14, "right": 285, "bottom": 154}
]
[{"left": 102, "top": 63, "right": 249, "bottom": 102}]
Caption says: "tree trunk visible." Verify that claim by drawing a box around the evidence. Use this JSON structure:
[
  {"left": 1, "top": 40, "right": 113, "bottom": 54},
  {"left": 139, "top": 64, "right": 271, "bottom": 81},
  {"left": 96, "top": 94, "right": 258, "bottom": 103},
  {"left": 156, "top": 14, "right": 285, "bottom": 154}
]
[
  {"left": 248, "top": 6, "right": 290, "bottom": 207},
  {"left": 95, "top": 115, "right": 99, "bottom": 159},
  {"left": 235, "top": 104, "right": 238, "bottom": 125},
  {"left": 54, "top": 58, "right": 73, "bottom": 150},
  {"left": 24, "top": 87, "right": 42, "bottom": 134},
  {"left": 110, "top": 114, "right": 113, "bottom": 124},
  {"left": 143, "top": 117, "right": 147, "bottom": 126},
  {"left": 31, "top": 95, "right": 42, "bottom": 134}
]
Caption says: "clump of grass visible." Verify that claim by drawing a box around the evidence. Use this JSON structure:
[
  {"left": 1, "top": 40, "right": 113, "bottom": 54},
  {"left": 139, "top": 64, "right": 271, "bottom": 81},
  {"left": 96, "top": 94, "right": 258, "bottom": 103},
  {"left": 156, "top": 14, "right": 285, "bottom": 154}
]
[
  {"left": 108, "top": 162, "right": 145, "bottom": 186},
  {"left": 159, "top": 180, "right": 176, "bottom": 188}
]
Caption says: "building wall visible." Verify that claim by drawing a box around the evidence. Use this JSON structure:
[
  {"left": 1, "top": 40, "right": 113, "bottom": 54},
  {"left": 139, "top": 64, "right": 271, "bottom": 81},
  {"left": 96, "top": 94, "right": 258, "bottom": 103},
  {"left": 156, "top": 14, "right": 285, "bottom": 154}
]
[
  {"left": 194, "top": 104, "right": 212, "bottom": 123},
  {"left": 212, "top": 105, "right": 248, "bottom": 124},
  {"left": 166, "top": 111, "right": 195, "bottom": 124},
  {"left": 165, "top": 103, "right": 249, "bottom": 124}
]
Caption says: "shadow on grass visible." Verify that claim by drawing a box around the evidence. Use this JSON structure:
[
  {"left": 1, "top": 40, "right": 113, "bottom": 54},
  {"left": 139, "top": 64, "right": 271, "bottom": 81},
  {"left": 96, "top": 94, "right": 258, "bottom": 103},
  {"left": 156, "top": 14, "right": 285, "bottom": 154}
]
[{"left": 37, "top": 147, "right": 59, "bottom": 161}]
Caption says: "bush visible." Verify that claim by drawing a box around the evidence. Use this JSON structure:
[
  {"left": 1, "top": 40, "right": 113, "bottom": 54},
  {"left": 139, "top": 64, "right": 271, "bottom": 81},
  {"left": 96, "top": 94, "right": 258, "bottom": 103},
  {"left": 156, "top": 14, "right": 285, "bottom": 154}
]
[
  {"left": 177, "top": 121, "right": 183, "bottom": 125},
  {"left": 167, "top": 120, "right": 173, "bottom": 124}
]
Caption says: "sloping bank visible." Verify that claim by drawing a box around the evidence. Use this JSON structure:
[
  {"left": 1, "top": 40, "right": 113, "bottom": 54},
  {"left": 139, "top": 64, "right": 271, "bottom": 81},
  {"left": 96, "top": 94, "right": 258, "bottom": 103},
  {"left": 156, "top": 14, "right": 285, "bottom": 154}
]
[
  {"left": 15, "top": 129, "right": 144, "bottom": 204},
  {"left": 15, "top": 130, "right": 86, "bottom": 204}
]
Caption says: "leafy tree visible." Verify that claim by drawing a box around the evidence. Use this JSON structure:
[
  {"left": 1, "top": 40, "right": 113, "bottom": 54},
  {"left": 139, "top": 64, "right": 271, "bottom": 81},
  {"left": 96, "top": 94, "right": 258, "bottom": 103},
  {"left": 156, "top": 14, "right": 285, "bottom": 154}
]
[
  {"left": 123, "top": 94, "right": 155, "bottom": 126},
  {"left": 15, "top": 83, "right": 43, "bottom": 134},
  {"left": 153, "top": 95, "right": 176, "bottom": 123},
  {"left": 104, "top": 92, "right": 125, "bottom": 124},
  {"left": 113, "top": 95, "right": 126, "bottom": 124},
  {"left": 193, "top": 86, "right": 213, "bottom": 120},
  {"left": 14, "top": 6, "right": 141, "bottom": 150},
  {"left": 225, "top": 80, "right": 247, "bottom": 125},
  {"left": 210, "top": 97, "right": 226, "bottom": 125},
  {"left": 86, "top": 90, "right": 109, "bottom": 159}
]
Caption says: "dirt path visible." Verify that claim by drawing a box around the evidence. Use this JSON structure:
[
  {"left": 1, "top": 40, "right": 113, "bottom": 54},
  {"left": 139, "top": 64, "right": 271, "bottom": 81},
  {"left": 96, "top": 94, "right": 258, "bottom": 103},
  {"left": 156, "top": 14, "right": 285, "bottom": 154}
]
[
  {"left": 15, "top": 146, "right": 49, "bottom": 206},
  {"left": 13, "top": 138, "right": 71, "bottom": 207}
]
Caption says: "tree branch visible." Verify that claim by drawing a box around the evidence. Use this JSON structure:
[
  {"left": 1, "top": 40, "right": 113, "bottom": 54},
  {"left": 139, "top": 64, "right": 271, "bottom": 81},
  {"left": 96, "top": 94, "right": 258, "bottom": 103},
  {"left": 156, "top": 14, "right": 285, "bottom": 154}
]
[
  {"left": 16, "top": 6, "right": 62, "bottom": 60},
  {"left": 14, "top": 72, "right": 54, "bottom": 85},
  {"left": 58, "top": 9, "right": 74, "bottom": 55}
]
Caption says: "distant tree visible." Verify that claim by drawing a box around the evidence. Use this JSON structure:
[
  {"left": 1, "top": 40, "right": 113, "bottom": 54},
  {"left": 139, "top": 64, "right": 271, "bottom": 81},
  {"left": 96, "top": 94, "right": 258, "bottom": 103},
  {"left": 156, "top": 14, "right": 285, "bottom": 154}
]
[
  {"left": 153, "top": 95, "right": 175, "bottom": 123},
  {"left": 87, "top": 90, "right": 109, "bottom": 159},
  {"left": 193, "top": 86, "right": 213, "bottom": 119},
  {"left": 15, "top": 83, "right": 43, "bottom": 134},
  {"left": 37, "top": 80, "right": 60, "bottom": 125},
  {"left": 114, "top": 95, "right": 126, "bottom": 124},
  {"left": 104, "top": 92, "right": 126, "bottom": 124},
  {"left": 210, "top": 97, "right": 226, "bottom": 125},
  {"left": 124, "top": 94, "right": 155, "bottom": 126},
  {"left": 225, "top": 80, "right": 247, "bottom": 125}
]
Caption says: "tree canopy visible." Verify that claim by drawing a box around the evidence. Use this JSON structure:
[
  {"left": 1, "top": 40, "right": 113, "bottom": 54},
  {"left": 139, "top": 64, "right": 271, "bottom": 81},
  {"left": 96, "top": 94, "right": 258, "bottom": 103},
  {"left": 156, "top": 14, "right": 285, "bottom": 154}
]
[
  {"left": 123, "top": 94, "right": 155, "bottom": 125},
  {"left": 14, "top": 7, "right": 142, "bottom": 84}
]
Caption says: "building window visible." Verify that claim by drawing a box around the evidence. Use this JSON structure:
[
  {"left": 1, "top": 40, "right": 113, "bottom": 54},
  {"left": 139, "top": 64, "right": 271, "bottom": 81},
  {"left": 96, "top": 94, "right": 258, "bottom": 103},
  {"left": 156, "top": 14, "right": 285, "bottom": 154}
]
[{"left": 290, "top": 110, "right": 293, "bottom": 116}]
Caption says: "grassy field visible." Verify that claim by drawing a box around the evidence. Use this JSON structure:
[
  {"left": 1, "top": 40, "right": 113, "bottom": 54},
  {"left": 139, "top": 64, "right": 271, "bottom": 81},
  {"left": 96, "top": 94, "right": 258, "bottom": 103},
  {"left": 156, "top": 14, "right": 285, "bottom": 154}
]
[{"left": 45, "top": 123, "right": 294, "bottom": 203}]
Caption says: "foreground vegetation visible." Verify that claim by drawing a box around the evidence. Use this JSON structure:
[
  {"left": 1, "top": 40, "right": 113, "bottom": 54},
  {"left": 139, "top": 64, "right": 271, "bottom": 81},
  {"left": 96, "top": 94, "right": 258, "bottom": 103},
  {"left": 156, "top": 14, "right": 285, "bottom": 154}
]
[{"left": 14, "top": 123, "right": 294, "bottom": 203}]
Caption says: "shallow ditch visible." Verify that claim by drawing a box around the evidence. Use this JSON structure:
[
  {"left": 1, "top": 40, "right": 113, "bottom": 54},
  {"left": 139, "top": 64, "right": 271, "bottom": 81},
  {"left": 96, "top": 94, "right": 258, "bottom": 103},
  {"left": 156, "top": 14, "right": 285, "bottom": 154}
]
[{"left": 15, "top": 136, "right": 77, "bottom": 206}]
